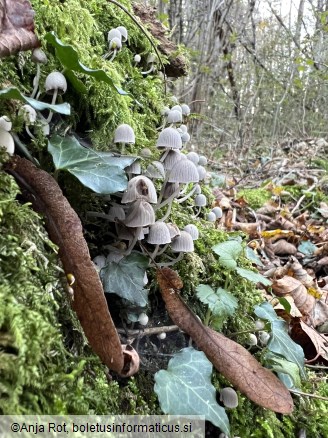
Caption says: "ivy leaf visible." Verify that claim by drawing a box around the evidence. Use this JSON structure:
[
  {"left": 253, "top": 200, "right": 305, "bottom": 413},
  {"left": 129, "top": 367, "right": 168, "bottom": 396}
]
[
  {"left": 245, "top": 246, "right": 264, "bottom": 266},
  {"left": 255, "top": 302, "right": 306, "bottom": 379},
  {"left": 236, "top": 267, "right": 272, "bottom": 286},
  {"left": 45, "top": 31, "right": 128, "bottom": 95},
  {"left": 196, "top": 284, "right": 238, "bottom": 323},
  {"left": 154, "top": 347, "right": 230, "bottom": 435},
  {"left": 48, "top": 135, "right": 134, "bottom": 194},
  {"left": 101, "top": 253, "right": 149, "bottom": 307},
  {"left": 212, "top": 240, "right": 243, "bottom": 270},
  {"left": 0, "top": 87, "right": 70, "bottom": 115},
  {"left": 264, "top": 352, "right": 301, "bottom": 389}
]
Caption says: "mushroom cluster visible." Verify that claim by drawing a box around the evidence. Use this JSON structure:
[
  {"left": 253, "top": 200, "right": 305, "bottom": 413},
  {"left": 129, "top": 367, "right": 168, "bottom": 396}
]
[
  {"left": 103, "top": 26, "right": 128, "bottom": 61},
  {"left": 90, "top": 99, "right": 214, "bottom": 268}
]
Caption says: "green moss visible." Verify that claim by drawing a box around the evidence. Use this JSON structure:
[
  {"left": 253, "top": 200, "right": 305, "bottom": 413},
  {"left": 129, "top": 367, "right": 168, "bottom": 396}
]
[{"left": 237, "top": 188, "right": 272, "bottom": 209}]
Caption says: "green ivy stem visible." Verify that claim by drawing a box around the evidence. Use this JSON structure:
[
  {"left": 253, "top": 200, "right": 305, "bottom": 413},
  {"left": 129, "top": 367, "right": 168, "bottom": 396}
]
[
  {"left": 203, "top": 307, "right": 212, "bottom": 327},
  {"left": 106, "top": 0, "right": 167, "bottom": 94},
  {"left": 224, "top": 271, "right": 232, "bottom": 291}
]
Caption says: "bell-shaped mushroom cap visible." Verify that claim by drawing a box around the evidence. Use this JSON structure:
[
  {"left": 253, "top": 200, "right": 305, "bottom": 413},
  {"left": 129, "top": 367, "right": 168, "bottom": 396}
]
[
  {"left": 31, "top": 48, "right": 48, "bottom": 64},
  {"left": 109, "top": 37, "right": 122, "bottom": 49},
  {"left": 186, "top": 151, "right": 199, "bottom": 164},
  {"left": 171, "top": 95, "right": 178, "bottom": 103},
  {"left": 181, "top": 132, "right": 191, "bottom": 143},
  {"left": 114, "top": 123, "right": 135, "bottom": 144},
  {"left": 93, "top": 255, "right": 106, "bottom": 270},
  {"left": 147, "top": 221, "right": 171, "bottom": 245},
  {"left": 108, "top": 204, "right": 125, "bottom": 221},
  {"left": 161, "top": 106, "right": 170, "bottom": 116},
  {"left": 116, "top": 26, "right": 128, "bottom": 41},
  {"left": 183, "top": 224, "right": 199, "bottom": 240},
  {"left": 197, "top": 165, "right": 207, "bottom": 181},
  {"left": 166, "top": 222, "right": 181, "bottom": 239},
  {"left": 171, "top": 105, "right": 182, "bottom": 113},
  {"left": 145, "top": 161, "right": 165, "bottom": 179},
  {"left": 163, "top": 149, "right": 182, "bottom": 170},
  {"left": 166, "top": 109, "right": 182, "bottom": 124},
  {"left": 198, "top": 155, "right": 208, "bottom": 166},
  {"left": 171, "top": 230, "right": 194, "bottom": 253},
  {"left": 163, "top": 182, "right": 179, "bottom": 199},
  {"left": 134, "top": 54, "right": 141, "bottom": 63},
  {"left": 179, "top": 124, "right": 188, "bottom": 133},
  {"left": 181, "top": 103, "right": 191, "bottom": 116},
  {"left": 122, "top": 175, "right": 157, "bottom": 204},
  {"left": 168, "top": 159, "right": 199, "bottom": 184},
  {"left": 0, "top": 130, "right": 14, "bottom": 155},
  {"left": 207, "top": 211, "right": 216, "bottom": 222},
  {"left": 140, "top": 147, "right": 152, "bottom": 158},
  {"left": 0, "top": 116, "right": 12, "bottom": 132},
  {"left": 194, "top": 193, "right": 207, "bottom": 207},
  {"left": 108, "top": 28, "right": 122, "bottom": 42},
  {"left": 45, "top": 71, "right": 67, "bottom": 94},
  {"left": 194, "top": 184, "right": 202, "bottom": 195},
  {"left": 124, "top": 200, "right": 155, "bottom": 227},
  {"left": 19, "top": 104, "right": 37, "bottom": 124},
  {"left": 219, "top": 387, "right": 238, "bottom": 408},
  {"left": 156, "top": 127, "right": 182, "bottom": 149},
  {"left": 125, "top": 160, "right": 141, "bottom": 175},
  {"left": 212, "top": 206, "right": 223, "bottom": 218}
]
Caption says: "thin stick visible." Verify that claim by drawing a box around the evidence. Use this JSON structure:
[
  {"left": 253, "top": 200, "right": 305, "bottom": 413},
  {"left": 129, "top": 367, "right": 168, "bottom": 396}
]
[
  {"left": 117, "top": 325, "right": 179, "bottom": 337},
  {"left": 289, "top": 389, "right": 328, "bottom": 401}
]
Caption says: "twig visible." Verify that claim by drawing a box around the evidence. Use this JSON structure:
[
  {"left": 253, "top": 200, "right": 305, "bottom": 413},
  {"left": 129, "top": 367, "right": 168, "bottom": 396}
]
[
  {"left": 117, "top": 324, "right": 179, "bottom": 338},
  {"left": 289, "top": 389, "right": 328, "bottom": 401}
]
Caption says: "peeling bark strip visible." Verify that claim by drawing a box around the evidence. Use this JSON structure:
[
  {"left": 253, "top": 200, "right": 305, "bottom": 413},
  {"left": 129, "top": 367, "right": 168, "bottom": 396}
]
[
  {"left": 133, "top": 3, "right": 187, "bottom": 78},
  {"left": 5, "top": 156, "right": 139, "bottom": 377},
  {"left": 0, "top": 0, "right": 40, "bottom": 57},
  {"left": 157, "top": 268, "right": 294, "bottom": 414}
]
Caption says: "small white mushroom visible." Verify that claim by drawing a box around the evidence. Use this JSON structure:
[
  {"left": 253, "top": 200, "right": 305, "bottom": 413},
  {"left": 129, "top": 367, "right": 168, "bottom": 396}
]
[
  {"left": 44, "top": 71, "right": 67, "bottom": 122},
  {"left": 219, "top": 387, "right": 238, "bottom": 408},
  {"left": 157, "top": 332, "right": 166, "bottom": 340},
  {"left": 0, "top": 130, "right": 14, "bottom": 155},
  {"left": 138, "top": 313, "right": 149, "bottom": 326},
  {"left": 0, "top": 116, "right": 12, "bottom": 132},
  {"left": 183, "top": 224, "right": 199, "bottom": 240}
]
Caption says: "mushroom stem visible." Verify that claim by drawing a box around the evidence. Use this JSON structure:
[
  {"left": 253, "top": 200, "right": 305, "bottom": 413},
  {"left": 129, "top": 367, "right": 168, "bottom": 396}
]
[
  {"left": 177, "top": 184, "right": 197, "bottom": 203},
  {"left": 141, "top": 64, "right": 155, "bottom": 75},
  {"left": 25, "top": 126, "right": 36, "bottom": 140},
  {"left": 125, "top": 227, "right": 142, "bottom": 255},
  {"left": 157, "top": 252, "right": 184, "bottom": 267},
  {"left": 46, "top": 88, "right": 58, "bottom": 123},
  {"left": 150, "top": 244, "right": 160, "bottom": 259},
  {"left": 158, "top": 199, "right": 175, "bottom": 223},
  {"left": 31, "top": 64, "right": 41, "bottom": 99},
  {"left": 155, "top": 186, "right": 180, "bottom": 211},
  {"left": 109, "top": 49, "right": 117, "bottom": 62},
  {"left": 193, "top": 206, "right": 202, "bottom": 218}
]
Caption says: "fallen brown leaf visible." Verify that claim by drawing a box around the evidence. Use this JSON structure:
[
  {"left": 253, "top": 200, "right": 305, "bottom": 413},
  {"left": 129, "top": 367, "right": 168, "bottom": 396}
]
[
  {"left": 5, "top": 156, "right": 139, "bottom": 377},
  {"left": 271, "top": 239, "right": 297, "bottom": 255},
  {"left": 157, "top": 268, "right": 294, "bottom": 414},
  {"left": 0, "top": 0, "right": 39, "bottom": 57},
  {"left": 299, "top": 321, "right": 328, "bottom": 362}
]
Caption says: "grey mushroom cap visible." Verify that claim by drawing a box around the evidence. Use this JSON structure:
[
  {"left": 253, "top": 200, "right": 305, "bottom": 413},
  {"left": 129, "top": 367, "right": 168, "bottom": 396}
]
[
  {"left": 212, "top": 206, "right": 223, "bottom": 218},
  {"left": 19, "top": 105, "right": 37, "bottom": 124},
  {"left": 147, "top": 53, "right": 157, "bottom": 64},
  {"left": 181, "top": 103, "right": 191, "bottom": 116},
  {"left": 114, "top": 123, "right": 135, "bottom": 144},
  {"left": 124, "top": 200, "right": 155, "bottom": 227},
  {"left": 116, "top": 26, "right": 128, "bottom": 41},
  {"left": 197, "top": 165, "right": 207, "bottom": 181},
  {"left": 166, "top": 109, "right": 182, "bottom": 124},
  {"left": 0, "top": 116, "right": 12, "bottom": 132},
  {"left": 31, "top": 48, "right": 48, "bottom": 64},
  {"left": 134, "top": 54, "right": 141, "bottom": 63},
  {"left": 109, "top": 37, "right": 122, "bottom": 50},
  {"left": 145, "top": 161, "right": 165, "bottom": 179},
  {"left": 183, "top": 224, "right": 199, "bottom": 240},
  {"left": 125, "top": 160, "right": 141, "bottom": 175},
  {"left": 171, "top": 105, "right": 183, "bottom": 113},
  {"left": 161, "top": 106, "right": 170, "bottom": 116},
  {"left": 207, "top": 212, "right": 217, "bottom": 222},
  {"left": 45, "top": 71, "right": 67, "bottom": 94},
  {"left": 163, "top": 149, "right": 182, "bottom": 170},
  {"left": 194, "top": 193, "right": 207, "bottom": 207},
  {"left": 93, "top": 255, "right": 106, "bottom": 270},
  {"left": 166, "top": 222, "right": 181, "bottom": 239},
  {"left": 219, "top": 387, "right": 238, "bottom": 408},
  {"left": 122, "top": 175, "right": 157, "bottom": 204},
  {"left": 140, "top": 147, "right": 152, "bottom": 158},
  {"left": 168, "top": 159, "right": 199, "bottom": 184},
  {"left": 179, "top": 124, "right": 188, "bottom": 133},
  {"left": 147, "top": 221, "right": 172, "bottom": 245},
  {"left": 171, "top": 230, "right": 194, "bottom": 253},
  {"left": 198, "top": 155, "right": 208, "bottom": 166},
  {"left": 108, "top": 204, "right": 125, "bottom": 221},
  {"left": 181, "top": 132, "right": 191, "bottom": 143},
  {"left": 108, "top": 28, "right": 122, "bottom": 42},
  {"left": 186, "top": 151, "right": 199, "bottom": 164},
  {"left": 156, "top": 127, "right": 182, "bottom": 149},
  {"left": 194, "top": 184, "right": 202, "bottom": 195},
  {"left": 0, "top": 130, "right": 14, "bottom": 155}
]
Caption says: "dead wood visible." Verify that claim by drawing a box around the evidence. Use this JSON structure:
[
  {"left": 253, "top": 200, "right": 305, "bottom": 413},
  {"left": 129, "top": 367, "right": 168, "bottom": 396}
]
[{"left": 133, "top": 2, "right": 187, "bottom": 78}]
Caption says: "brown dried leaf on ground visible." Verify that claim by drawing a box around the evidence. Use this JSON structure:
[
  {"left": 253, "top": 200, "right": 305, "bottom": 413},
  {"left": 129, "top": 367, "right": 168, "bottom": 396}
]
[
  {"left": 299, "top": 321, "right": 328, "bottom": 362},
  {"left": 157, "top": 268, "right": 294, "bottom": 414},
  {"left": 5, "top": 156, "right": 139, "bottom": 377},
  {"left": 272, "top": 276, "right": 316, "bottom": 319},
  {"left": 270, "top": 239, "right": 297, "bottom": 255},
  {"left": 0, "top": 0, "right": 39, "bottom": 57}
]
